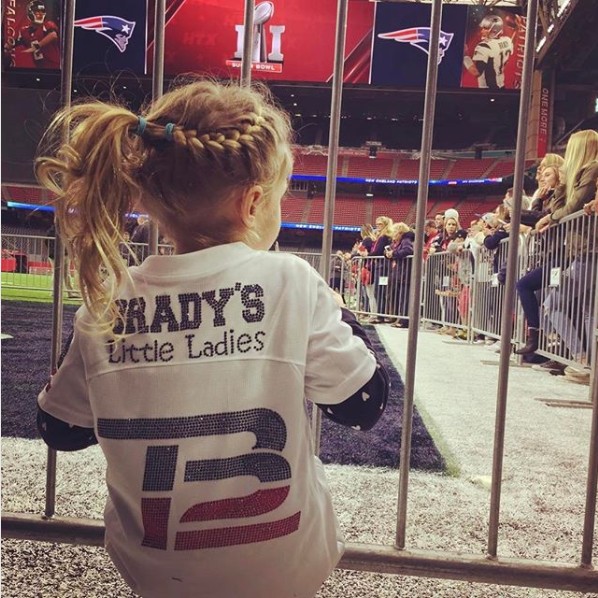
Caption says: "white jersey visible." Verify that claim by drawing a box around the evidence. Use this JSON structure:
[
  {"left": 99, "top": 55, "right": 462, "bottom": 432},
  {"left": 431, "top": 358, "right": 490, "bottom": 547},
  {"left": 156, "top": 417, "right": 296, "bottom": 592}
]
[
  {"left": 38, "top": 242, "right": 376, "bottom": 598},
  {"left": 472, "top": 35, "right": 513, "bottom": 89}
]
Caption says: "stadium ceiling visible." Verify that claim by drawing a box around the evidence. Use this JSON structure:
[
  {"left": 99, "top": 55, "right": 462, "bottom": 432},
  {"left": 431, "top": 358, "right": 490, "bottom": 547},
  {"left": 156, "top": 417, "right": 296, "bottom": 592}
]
[{"left": 535, "top": 0, "right": 598, "bottom": 84}]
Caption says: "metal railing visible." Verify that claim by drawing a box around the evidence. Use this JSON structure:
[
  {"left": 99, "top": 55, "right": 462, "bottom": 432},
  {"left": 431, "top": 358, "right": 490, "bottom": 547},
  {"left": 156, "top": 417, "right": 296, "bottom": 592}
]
[{"left": 2, "top": 212, "right": 596, "bottom": 379}]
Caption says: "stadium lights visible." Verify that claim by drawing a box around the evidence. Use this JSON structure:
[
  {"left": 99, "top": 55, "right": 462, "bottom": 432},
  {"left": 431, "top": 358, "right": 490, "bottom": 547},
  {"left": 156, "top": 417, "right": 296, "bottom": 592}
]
[{"left": 558, "top": 0, "right": 571, "bottom": 17}]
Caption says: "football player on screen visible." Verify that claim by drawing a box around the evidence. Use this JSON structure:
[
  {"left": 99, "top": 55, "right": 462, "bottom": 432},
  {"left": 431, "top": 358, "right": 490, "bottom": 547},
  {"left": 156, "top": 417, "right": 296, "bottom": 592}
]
[
  {"left": 463, "top": 14, "right": 523, "bottom": 90},
  {"left": 10, "top": 1, "right": 60, "bottom": 69}
]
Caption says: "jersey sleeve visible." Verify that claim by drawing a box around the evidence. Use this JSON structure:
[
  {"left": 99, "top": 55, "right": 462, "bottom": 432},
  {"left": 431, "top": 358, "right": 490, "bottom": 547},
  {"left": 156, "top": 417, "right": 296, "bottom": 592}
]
[
  {"left": 37, "top": 317, "right": 94, "bottom": 428},
  {"left": 304, "top": 273, "right": 376, "bottom": 405},
  {"left": 44, "top": 21, "right": 59, "bottom": 36}
]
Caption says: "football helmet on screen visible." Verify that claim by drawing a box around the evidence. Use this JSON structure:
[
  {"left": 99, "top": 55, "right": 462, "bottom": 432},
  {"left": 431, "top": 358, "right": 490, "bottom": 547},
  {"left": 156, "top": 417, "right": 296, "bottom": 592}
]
[
  {"left": 27, "top": 0, "right": 47, "bottom": 25},
  {"left": 479, "top": 15, "right": 504, "bottom": 39}
]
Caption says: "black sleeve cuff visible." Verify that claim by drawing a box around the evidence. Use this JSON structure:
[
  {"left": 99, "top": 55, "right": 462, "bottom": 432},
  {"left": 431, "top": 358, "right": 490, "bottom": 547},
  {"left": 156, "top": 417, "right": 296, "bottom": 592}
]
[
  {"left": 316, "top": 307, "right": 390, "bottom": 431},
  {"left": 37, "top": 407, "right": 98, "bottom": 452}
]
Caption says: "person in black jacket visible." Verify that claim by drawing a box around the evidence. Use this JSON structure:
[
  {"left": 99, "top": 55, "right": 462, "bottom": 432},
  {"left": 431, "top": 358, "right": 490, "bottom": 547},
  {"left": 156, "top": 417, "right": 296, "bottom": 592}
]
[{"left": 481, "top": 212, "right": 509, "bottom": 281}]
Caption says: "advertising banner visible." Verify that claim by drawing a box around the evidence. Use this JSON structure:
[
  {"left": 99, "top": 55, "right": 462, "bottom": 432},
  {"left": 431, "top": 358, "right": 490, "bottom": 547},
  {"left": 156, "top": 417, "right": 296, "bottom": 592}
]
[
  {"left": 461, "top": 6, "right": 526, "bottom": 90},
  {"left": 371, "top": 3, "right": 466, "bottom": 88},
  {"left": 73, "top": 0, "right": 148, "bottom": 75},
  {"left": 371, "top": 3, "right": 524, "bottom": 91},
  {"left": 2, "top": 0, "right": 61, "bottom": 70},
  {"left": 147, "top": 0, "right": 374, "bottom": 83}
]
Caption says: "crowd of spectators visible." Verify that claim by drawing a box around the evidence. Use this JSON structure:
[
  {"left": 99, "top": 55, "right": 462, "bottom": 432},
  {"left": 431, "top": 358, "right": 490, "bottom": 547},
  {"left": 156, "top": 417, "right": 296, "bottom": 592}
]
[{"left": 336, "top": 129, "right": 598, "bottom": 387}]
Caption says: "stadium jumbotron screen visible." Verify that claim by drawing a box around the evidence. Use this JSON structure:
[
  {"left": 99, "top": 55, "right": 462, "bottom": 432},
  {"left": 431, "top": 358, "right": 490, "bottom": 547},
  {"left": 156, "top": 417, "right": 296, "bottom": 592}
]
[{"left": 3, "top": 0, "right": 525, "bottom": 92}]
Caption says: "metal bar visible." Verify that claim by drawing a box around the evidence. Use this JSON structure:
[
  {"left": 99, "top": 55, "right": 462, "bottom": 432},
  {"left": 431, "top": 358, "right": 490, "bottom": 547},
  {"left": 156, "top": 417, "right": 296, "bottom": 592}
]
[
  {"left": 396, "top": 0, "right": 442, "bottom": 550},
  {"left": 581, "top": 240, "right": 598, "bottom": 565},
  {"left": 2, "top": 514, "right": 596, "bottom": 593},
  {"left": 311, "top": 0, "right": 348, "bottom": 454},
  {"left": 487, "top": 0, "right": 538, "bottom": 559},
  {"left": 45, "top": 0, "right": 77, "bottom": 519},
  {"left": 241, "top": 0, "right": 255, "bottom": 86},
  {"left": 148, "top": 0, "right": 167, "bottom": 256}
]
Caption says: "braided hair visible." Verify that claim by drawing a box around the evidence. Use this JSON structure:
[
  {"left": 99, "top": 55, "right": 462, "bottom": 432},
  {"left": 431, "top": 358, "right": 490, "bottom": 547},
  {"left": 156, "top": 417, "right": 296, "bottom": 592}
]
[{"left": 35, "top": 79, "right": 293, "bottom": 336}]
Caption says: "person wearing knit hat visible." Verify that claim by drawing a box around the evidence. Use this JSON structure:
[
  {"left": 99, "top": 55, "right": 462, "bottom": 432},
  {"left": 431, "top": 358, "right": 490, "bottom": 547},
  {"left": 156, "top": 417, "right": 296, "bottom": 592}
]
[{"left": 444, "top": 208, "right": 460, "bottom": 221}]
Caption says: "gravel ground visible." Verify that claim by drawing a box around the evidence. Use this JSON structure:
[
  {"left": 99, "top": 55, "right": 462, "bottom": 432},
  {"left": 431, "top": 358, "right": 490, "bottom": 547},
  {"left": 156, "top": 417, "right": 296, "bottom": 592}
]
[{"left": 2, "top": 327, "right": 597, "bottom": 597}]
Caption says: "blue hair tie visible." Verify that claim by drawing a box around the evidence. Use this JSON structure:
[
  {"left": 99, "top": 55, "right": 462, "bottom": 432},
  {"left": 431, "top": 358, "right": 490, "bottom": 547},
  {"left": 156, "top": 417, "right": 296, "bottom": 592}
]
[
  {"left": 135, "top": 116, "right": 147, "bottom": 137},
  {"left": 164, "top": 123, "right": 175, "bottom": 141}
]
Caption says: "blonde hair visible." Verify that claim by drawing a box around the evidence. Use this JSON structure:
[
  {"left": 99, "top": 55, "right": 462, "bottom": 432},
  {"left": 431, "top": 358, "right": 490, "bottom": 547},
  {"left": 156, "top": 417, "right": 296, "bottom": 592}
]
[
  {"left": 361, "top": 223, "right": 375, "bottom": 240},
  {"left": 539, "top": 152, "right": 564, "bottom": 172},
  {"left": 561, "top": 130, "right": 598, "bottom": 202},
  {"left": 36, "top": 79, "right": 293, "bottom": 336},
  {"left": 392, "top": 222, "right": 411, "bottom": 240},
  {"left": 444, "top": 216, "right": 460, "bottom": 230},
  {"left": 375, "top": 216, "right": 393, "bottom": 237}
]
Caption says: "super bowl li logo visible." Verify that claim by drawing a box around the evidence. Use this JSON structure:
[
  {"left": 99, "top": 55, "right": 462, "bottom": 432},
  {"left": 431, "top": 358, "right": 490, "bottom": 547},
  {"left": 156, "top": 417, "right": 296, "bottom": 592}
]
[{"left": 227, "top": 1, "right": 285, "bottom": 73}]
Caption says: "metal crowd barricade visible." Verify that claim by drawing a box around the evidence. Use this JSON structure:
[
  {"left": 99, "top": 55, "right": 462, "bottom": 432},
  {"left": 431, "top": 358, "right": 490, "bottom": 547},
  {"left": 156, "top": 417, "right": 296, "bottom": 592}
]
[
  {"left": 2, "top": 226, "right": 596, "bottom": 381},
  {"left": 343, "top": 255, "right": 403, "bottom": 322},
  {"left": 1, "top": 234, "right": 56, "bottom": 291},
  {"left": 421, "top": 250, "right": 469, "bottom": 334},
  {"left": 469, "top": 235, "right": 528, "bottom": 347},
  {"left": 536, "top": 211, "right": 598, "bottom": 372}
]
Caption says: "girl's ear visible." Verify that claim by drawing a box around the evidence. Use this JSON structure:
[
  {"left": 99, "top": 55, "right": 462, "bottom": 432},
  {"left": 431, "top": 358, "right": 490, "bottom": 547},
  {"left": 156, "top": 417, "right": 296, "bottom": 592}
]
[{"left": 239, "top": 184, "right": 265, "bottom": 229}]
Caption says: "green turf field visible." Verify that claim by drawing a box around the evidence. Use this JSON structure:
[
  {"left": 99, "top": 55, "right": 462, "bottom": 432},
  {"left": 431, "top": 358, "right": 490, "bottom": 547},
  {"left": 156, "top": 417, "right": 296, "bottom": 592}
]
[{"left": 1, "top": 272, "right": 81, "bottom": 305}]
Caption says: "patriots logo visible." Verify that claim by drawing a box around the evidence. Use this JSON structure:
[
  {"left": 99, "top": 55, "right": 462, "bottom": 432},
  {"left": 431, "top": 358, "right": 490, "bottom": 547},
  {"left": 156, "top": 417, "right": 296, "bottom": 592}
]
[
  {"left": 378, "top": 27, "right": 454, "bottom": 64},
  {"left": 74, "top": 15, "right": 135, "bottom": 53}
]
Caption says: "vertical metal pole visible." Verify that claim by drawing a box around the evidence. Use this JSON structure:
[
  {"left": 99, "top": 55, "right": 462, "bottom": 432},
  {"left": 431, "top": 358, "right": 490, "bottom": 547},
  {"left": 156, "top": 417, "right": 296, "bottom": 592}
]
[
  {"left": 395, "top": 0, "right": 442, "bottom": 550},
  {"left": 241, "top": 0, "right": 255, "bottom": 86},
  {"left": 311, "top": 0, "right": 348, "bottom": 453},
  {"left": 487, "top": 0, "right": 538, "bottom": 559},
  {"left": 148, "top": 0, "right": 167, "bottom": 256},
  {"left": 46, "top": 0, "right": 77, "bottom": 518},
  {"left": 581, "top": 238, "right": 598, "bottom": 566}
]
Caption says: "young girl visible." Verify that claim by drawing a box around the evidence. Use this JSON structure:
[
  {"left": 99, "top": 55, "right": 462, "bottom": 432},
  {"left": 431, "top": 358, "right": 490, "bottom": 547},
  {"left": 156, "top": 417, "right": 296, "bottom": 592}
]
[{"left": 35, "top": 80, "right": 389, "bottom": 598}]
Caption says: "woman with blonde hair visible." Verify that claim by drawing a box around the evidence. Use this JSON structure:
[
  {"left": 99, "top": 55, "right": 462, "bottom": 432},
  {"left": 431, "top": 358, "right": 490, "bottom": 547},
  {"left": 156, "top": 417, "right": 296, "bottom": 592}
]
[
  {"left": 515, "top": 130, "right": 598, "bottom": 356},
  {"left": 520, "top": 165, "right": 562, "bottom": 227},
  {"left": 34, "top": 79, "right": 390, "bottom": 598},
  {"left": 367, "top": 215, "right": 394, "bottom": 322},
  {"left": 536, "top": 129, "right": 598, "bottom": 231}
]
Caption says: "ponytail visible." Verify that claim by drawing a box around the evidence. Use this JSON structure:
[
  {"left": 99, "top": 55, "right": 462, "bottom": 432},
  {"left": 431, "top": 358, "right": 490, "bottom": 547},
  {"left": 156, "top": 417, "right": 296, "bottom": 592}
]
[
  {"left": 36, "top": 79, "right": 294, "bottom": 337},
  {"left": 36, "top": 102, "right": 141, "bottom": 336}
]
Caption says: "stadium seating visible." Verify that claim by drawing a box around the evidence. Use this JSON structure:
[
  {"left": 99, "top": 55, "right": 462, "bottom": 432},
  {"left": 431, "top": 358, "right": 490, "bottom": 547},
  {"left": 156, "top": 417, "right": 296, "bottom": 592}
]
[
  {"left": 333, "top": 196, "right": 369, "bottom": 225},
  {"left": 371, "top": 198, "right": 415, "bottom": 224},
  {"left": 484, "top": 159, "right": 517, "bottom": 178},
  {"left": 345, "top": 156, "right": 397, "bottom": 179},
  {"left": 292, "top": 153, "right": 328, "bottom": 175},
  {"left": 443, "top": 158, "right": 497, "bottom": 180},
  {"left": 281, "top": 195, "right": 309, "bottom": 222},
  {"left": 1, "top": 184, "right": 48, "bottom": 205}
]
